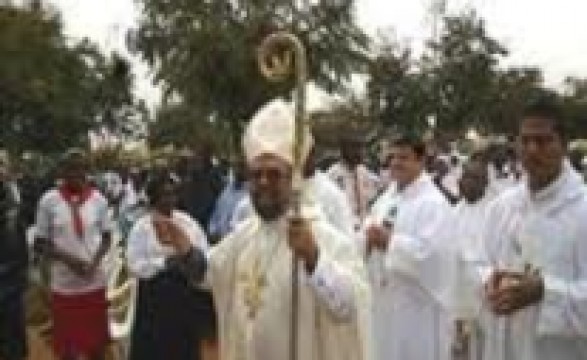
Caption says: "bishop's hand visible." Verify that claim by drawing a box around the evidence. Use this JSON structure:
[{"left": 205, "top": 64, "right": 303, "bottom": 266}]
[{"left": 288, "top": 216, "right": 319, "bottom": 273}]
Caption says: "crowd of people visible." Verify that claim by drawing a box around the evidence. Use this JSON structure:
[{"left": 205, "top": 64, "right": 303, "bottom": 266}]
[{"left": 0, "top": 95, "right": 586, "bottom": 360}]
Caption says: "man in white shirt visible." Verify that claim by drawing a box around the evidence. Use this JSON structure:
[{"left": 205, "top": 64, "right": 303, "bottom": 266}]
[
  {"left": 34, "top": 150, "right": 113, "bottom": 360},
  {"left": 364, "top": 134, "right": 451, "bottom": 360},
  {"left": 479, "top": 97, "right": 587, "bottom": 360},
  {"left": 446, "top": 159, "right": 492, "bottom": 360},
  {"left": 328, "top": 135, "right": 381, "bottom": 231}
]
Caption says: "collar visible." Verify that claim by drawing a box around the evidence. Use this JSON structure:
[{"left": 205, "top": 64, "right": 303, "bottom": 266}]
[
  {"left": 397, "top": 172, "right": 433, "bottom": 199},
  {"left": 523, "top": 160, "right": 584, "bottom": 213}
]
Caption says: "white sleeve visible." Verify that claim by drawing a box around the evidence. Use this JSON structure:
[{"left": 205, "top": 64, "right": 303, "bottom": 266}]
[
  {"left": 537, "top": 216, "right": 587, "bottom": 337},
  {"left": 305, "top": 222, "right": 371, "bottom": 322},
  {"left": 184, "top": 215, "right": 210, "bottom": 253},
  {"left": 126, "top": 221, "right": 165, "bottom": 279},
  {"left": 451, "top": 211, "right": 488, "bottom": 318},
  {"left": 35, "top": 194, "right": 52, "bottom": 239},
  {"left": 307, "top": 252, "right": 355, "bottom": 321},
  {"left": 381, "top": 199, "right": 452, "bottom": 306},
  {"left": 383, "top": 200, "right": 445, "bottom": 277},
  {"left": 321, "top": 180, "right": 356, "bottom": 239},
  {"left": 472, "top": 198, "right": 509, "bottom": 303},
  {"left": 96, "top": 196, "right": 114, "bottom": 233}
]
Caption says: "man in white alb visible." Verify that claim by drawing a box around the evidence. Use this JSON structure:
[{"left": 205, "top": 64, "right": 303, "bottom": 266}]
[
  {"left": 364, "top": 134, "right": 452, "bottom": 360},
  {"left": 478, "top": 97, "right": 587, "bottom": 360},
  {"left": 328, "top": 135, "right": 381, "bottom": 231}
]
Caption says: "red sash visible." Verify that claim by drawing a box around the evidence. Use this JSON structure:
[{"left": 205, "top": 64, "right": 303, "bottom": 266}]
[{"left": 58, "top": 184, "right": 94, "bottom": 239}]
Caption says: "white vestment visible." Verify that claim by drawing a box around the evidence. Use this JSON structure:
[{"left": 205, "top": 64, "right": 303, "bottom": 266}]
[
  {"left": 447, "top": 197, "right": 493, "bottom": 319},
  {"left": 307, "top": 171, "right": 355, "bottom": 238},
  {"left": 444, "top": 197, "right": 494, "bottom": 360},
  {"left": 478, "top": 161, "right": 587, "bottom": 360},
  {"left": 364, "top": 173, "right": 452, "bottom": 360},
  {"left": 487, "top": 164, "right": 521, "bottom": 197},
  {"left": 327, "top": 162, "right": 381, "bottom": 230},
  {"left": 207, "top": 206, "right": 373, "bottom": 360}
]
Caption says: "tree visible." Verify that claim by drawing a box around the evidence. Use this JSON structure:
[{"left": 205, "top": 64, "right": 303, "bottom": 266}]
[
  {"left": 0, "top": 3, "right": 142, "bottom": 155},
  {"left": 488, "top": 67, "right": 543, "bottom": 134},
  {"left": 368, "top": 11, "right": 548, "bottom": 138},
  {"left": 130, "top": 0, "right": 369, "bottom": 146},
  {"left": 93, "top": 53, "right": 149, "bottom": 141},
  {"left": 563, "top": 77, "right": 587, "bottom": 138},
  {"left": 425, "top": 11, "right": 509, "bottom": 134},
  {"left": 367, "top": 35, "right": 435, "bottom": 134}
]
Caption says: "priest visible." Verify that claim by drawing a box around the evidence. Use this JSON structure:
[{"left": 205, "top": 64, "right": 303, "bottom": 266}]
[
  {"left": 478, "top": 98, "right": 587, "bottom": 360},
  {"left": 364, "top": 134, "right": 452, "bottom": 360}
]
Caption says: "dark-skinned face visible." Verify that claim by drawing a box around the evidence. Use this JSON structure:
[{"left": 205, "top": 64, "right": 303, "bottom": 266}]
[
  {"left": 153, "top": 182, "right": 178, "bottom": 215},
  {"left": 62, "top": 160, "right": 87, "bottom": 190},
  {"left": 458, "top": 161, "right": 488, "bottom": 203},
  {"left": 247, "top": 154, "right": 292, "bottom": 221},
  {"left": 341, "top": 141, "right": 362, "bottom": 168}
]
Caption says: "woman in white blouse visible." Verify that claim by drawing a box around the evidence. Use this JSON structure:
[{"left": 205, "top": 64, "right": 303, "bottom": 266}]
[{"left": 126, "top": 174, "right": 209, "bottom": 360}]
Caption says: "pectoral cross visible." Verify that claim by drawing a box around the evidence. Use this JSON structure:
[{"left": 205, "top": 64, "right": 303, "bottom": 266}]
[{"left": 242, "top": 265, "right": 267, "bottom": 319}]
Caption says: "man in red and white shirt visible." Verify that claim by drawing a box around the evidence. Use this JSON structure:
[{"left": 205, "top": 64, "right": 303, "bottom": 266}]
[{"left": 35, "top": 150, "right": 113, "bottom": 360}]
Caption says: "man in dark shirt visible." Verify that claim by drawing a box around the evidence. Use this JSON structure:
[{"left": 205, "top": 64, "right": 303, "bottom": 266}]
[
  {"left": 0, "top": 161, "right": 28, "bottom": 360},
  {"left": 176, "top": 147, "right": 224, "bottom": 230},
  {"left": 174, "top": 146, "right": 224, "bottom": 359}
]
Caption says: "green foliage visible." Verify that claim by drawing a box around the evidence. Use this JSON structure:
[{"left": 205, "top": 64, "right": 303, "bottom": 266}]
[
  {"left": 368, "top": 11, "right": 547, "bottom": 138},
  {"left": 0, "top": 3, "right": 144, "bottom": 155},
  {"left": 368, "top": 36, "right": 434, "bottom": 134},
  {"left": 563, "top": 77, "right": 587, "bottom": 138},
  {"left": 426, "top": 12, "right": 509, "bottom": 133},
  {"left": 131, "top": 0, "right": 369, "bottom": 145}
]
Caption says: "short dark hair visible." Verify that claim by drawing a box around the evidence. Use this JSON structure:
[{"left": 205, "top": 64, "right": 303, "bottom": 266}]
[
  {"left": 339, "top": 133, "right": 365, "bottom": 147},
  {"left": 146, "top": 173, "right": 177, "bottom": 205},
  {"left": 59, "top": 148, "right": 87, "bottom": 171},
  {"left": 390, "top": 133, "right": 426, "bottom": 159},
  {"left": 521, "top": 95, "right": 567, "bottom": 142}
]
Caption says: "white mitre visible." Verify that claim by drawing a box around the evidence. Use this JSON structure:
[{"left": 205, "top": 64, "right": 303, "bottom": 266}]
[{"left": 243, "top": 98, "right": 313, "bottom": 165}]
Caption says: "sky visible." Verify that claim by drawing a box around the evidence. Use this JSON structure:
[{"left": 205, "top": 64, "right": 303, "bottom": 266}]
[{"left": 48, "top": 0, "right": 587, "bottom": 108}]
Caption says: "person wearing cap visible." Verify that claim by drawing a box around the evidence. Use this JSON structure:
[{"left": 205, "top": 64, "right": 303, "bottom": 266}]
[
  {"left": 177, "top": 99, "right": 372, "bottom": 360},
  {"left": 34, "top": 150, "right": 113, "bottom": 360},
  {"left": 229, "top": 146, "right": 356, "bottom": 241}
]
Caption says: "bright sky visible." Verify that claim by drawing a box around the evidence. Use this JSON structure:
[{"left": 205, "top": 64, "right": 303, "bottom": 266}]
[{"left": 49, "top": 0, "right": 587, "bottom": 108}]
